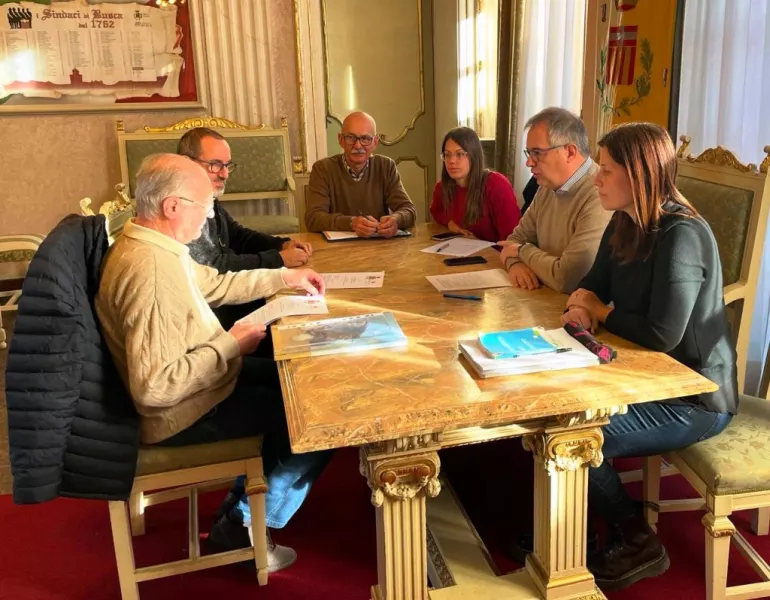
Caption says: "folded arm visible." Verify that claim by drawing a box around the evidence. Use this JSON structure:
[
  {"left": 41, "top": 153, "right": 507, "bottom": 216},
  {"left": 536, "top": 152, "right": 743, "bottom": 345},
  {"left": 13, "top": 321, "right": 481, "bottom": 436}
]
[{"left": 517, "top": 203, "right": 609, "bottom": 293}]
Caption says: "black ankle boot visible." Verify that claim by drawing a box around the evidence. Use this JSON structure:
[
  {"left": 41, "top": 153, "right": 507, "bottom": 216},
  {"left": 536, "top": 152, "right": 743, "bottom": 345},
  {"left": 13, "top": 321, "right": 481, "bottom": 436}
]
[
  {"left": 206, "top": 508, "right": 251, "bottom": 553},
  {"left": 213, "top": 485, "right": 244, "bottom": 522},
  {"left": 588, "top": 510, "right": 670, "bottom": 591},
  {"left": 510, "top": 530, "right": 599, "bottom": 564}
]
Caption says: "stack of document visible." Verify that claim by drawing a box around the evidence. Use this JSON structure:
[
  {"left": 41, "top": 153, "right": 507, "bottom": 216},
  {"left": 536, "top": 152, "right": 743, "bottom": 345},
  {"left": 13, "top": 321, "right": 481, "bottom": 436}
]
[{"left": 459, "top": 328, "right": 599, "bottom": 378}]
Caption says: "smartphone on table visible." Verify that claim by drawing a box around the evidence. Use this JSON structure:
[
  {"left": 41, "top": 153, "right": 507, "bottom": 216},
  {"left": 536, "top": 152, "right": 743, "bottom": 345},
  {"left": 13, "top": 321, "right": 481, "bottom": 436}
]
[
  {"left": 431, "top": 232, "right": 463, "bottom": 241},
  {"left": 443, "top": 256, "right": 487, "bottom": 266}
]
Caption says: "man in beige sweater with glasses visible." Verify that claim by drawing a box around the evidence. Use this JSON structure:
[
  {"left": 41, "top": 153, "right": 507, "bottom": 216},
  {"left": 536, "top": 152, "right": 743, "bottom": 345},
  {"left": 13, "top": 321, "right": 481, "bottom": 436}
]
[
  {"left": 499, "top": 107, "right": 611, "bottom": 294},
  {"left": 96, "top": 153, "right": 330, "bottom": 573}
]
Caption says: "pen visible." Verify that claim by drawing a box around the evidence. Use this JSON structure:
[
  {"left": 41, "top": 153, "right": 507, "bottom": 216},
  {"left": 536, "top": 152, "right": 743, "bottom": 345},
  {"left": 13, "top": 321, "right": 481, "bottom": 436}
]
[
  {"left": 435, "top": 242, "right": 450, "bottom": 253},
  {"left": 443, "top": 293, "right": 482, "bottom": 301}
]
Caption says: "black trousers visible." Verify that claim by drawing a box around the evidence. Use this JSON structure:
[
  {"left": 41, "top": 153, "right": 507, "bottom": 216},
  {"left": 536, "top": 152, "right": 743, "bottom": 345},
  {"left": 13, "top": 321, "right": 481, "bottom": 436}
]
[{"left": 158, "top": 356, "right": 290, "bottom": 474}]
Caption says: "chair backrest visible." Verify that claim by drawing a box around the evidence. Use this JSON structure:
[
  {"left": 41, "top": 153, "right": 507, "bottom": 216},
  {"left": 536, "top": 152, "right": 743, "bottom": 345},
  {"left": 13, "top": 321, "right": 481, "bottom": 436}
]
[
  {"left": 80, "top": 184, "right": 135, "bottom": 245},
  {"left": 116, "top": 116, "right": 296, "bottom": 212},
  {"left": 676, "top": 135, "right": 770, "bottom": 393}
]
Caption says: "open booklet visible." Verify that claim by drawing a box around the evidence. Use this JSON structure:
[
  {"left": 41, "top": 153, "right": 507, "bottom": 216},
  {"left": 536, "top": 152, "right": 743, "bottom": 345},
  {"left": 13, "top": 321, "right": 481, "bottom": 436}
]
[
  {"left": 323, "top": 230, "right": 411, "bottom": 242},
  {"left": 459, "top": 328, "right": 600, "bottom": 378},
  {"left": 236, "top": 295, "right": 329, "bottom": 326},
  {"left": 273, "top": 312, "right": 407, "bottom": 360}
]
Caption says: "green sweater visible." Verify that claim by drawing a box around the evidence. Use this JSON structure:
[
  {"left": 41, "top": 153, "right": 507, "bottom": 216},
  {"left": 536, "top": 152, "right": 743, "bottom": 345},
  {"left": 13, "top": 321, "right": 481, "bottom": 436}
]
[
  {"left": 579, "top": 203, "right": 738, "bottom": 414},
  {"left": 305, "top": 154, "right": 417, "bottom": 232}
]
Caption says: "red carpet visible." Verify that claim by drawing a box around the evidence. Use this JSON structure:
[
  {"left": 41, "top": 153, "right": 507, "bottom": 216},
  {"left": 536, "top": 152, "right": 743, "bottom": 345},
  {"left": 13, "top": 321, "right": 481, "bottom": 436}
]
[{"left": 0, "top": 444, "right": 767, "bottom": 600}]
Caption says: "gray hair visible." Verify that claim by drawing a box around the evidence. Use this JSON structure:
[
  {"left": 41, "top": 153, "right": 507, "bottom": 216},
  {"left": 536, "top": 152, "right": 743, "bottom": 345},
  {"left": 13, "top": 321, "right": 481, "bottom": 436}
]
[
  {"left": 525, "top": 107, "right": 590, "bottom": 157},
  {"left": 134, "top": 153, "right": 191, "bottom": 219}
]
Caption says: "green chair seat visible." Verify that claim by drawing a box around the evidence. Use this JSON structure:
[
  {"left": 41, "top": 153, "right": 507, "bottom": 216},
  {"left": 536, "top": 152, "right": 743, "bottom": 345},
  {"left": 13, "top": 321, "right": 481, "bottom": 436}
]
[
  {"left": 675, "top": 394, "right": 770, "bottom": 495},
  {"left": 136, "top": 436, "right": 263, "bottom": 476},
  {"left": 235, "top": 215, "right": 300, "bottom": 236}
]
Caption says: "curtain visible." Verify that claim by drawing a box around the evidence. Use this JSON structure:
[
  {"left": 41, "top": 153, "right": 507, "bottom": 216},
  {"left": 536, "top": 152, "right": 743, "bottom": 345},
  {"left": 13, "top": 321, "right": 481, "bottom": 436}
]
[
  {"left": 677, "top": 0, "right": 770, "bottom": 394},
  {"left": 494, "top": 0, "right": 525, "bottom": 182},
  {"left": 457, "top": 0, "right": 499, "bottom": 138},
  {"left": 495, "top": 0, "right": 587, "bottom": 194}
]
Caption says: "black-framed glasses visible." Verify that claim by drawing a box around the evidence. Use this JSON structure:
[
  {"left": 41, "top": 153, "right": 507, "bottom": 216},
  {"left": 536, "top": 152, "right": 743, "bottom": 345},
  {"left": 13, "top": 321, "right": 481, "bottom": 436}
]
[
  {"left": 440, "top": 150, "right": 469, "bottom": 161},
  {"left": 523, "top": 144, "right": 566, "bottom": 161},
  {"left": 340, "top": 134, "right": 377, "bottom": 147},
  {"left": 178, "top": 195, "right": 215, "bottom": 218},
  {"left": 189, "top": 157, "right": 238, "bottom": 174}
]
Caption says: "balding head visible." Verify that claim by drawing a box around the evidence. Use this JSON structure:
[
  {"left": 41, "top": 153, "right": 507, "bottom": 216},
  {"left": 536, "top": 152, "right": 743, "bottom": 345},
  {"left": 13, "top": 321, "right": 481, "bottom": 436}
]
[
  {"left": 338, "top": 111, "right": 379, "bottom": 170},
  {"left": 342, "top": 111, "right": 377, "bottom": 134},
  {"left": 134, "top": 153, "right": 215, "bottom": 244},
  {"left": 134, "top": 154, "right": 208, "bottom": 219}
]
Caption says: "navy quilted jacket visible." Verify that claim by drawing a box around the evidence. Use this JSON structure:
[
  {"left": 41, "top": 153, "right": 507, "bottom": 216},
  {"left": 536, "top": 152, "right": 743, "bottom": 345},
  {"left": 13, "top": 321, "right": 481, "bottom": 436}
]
[{"left": 5, "top": 214, "right": 140, "bottom": 504}]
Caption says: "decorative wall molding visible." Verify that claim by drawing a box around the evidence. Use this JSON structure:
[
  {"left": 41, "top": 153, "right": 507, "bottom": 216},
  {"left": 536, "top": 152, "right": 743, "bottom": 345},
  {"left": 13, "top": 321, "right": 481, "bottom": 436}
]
[{"left": 293, "top": 0, "right": 328, "bottom": 171}]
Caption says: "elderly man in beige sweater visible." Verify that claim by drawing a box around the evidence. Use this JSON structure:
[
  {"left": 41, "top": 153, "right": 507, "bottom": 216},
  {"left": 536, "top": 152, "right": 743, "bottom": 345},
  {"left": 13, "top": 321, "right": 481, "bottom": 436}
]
[
  {"left": 96, "top": 153, "right": 330, "bottom": 572},
  {"left": 499, "top": 107, "right": 612, "bottom": 294}
]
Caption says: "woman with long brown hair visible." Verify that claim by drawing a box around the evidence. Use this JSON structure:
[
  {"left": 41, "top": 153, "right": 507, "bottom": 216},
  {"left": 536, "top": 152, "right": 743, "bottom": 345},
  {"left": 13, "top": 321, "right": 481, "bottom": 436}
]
[
  {"left": 563, "top": 122, "right": 737, "bottom": 590},
  {"left": 430, "top": 127, "right": 520, "bottom": 241}
]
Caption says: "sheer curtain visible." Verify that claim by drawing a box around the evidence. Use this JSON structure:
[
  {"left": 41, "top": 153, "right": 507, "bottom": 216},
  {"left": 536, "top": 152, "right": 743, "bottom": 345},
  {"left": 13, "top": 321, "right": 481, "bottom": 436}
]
[
  {"left": 457, "top": 0, "right": 499, "bottom": 138},
  {"left": 511, "top": 0, "right": 586, "bottom": 194},
  {"left": 678, "top": 0, "right": 770, "bottom": 393}
]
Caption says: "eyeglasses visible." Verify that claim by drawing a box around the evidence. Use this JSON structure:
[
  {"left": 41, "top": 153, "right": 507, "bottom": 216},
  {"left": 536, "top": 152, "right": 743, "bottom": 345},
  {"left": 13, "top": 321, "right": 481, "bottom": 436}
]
[
  {"left": 189, "top": 157, "right": 238, "bottom": 174},
  {"left": 440, "top": 150, "right": 469, "bottom": 161},
  {"left": 523, "top": 144, "right": 566, "bottom": 161},
  {"left": 179, "top": 196, "right": 215, "bottom": 218},
  {"left": 340, "top": 134, "right": 377, "bottom": 147}
]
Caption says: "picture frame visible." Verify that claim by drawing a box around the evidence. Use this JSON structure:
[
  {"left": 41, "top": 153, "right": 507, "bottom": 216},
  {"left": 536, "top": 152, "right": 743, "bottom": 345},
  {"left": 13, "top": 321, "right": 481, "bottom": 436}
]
[{"left": 0, "top": 0, "right": 206, "bottom": 113}]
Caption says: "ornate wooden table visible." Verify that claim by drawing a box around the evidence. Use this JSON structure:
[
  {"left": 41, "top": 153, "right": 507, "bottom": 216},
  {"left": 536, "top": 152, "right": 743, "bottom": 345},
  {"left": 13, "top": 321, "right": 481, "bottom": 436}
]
[{"left": 278, "top": 225, "right": 717, "bottom": 600}]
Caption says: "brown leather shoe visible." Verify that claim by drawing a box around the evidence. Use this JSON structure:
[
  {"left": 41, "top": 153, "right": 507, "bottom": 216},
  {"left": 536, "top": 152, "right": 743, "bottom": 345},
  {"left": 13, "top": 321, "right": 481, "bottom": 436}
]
[{"left": 589, "top": 513, "right": 670, "bottom": 591}]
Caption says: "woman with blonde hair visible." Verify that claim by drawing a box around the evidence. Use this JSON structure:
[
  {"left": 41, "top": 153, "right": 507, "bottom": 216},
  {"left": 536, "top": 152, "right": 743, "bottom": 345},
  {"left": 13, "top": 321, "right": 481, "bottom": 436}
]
[{"left": 563, "top": 122, "right": 737, "bottom": 590}]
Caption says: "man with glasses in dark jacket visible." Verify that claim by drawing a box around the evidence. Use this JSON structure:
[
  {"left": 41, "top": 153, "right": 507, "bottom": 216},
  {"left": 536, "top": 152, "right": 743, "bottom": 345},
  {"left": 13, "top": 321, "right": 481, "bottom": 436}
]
[
  {"left": 179, "top": 128, "right": 313, "bottom": 329},
  {"left": 179, "top": 127, "right": 313, "bottom": 273}
]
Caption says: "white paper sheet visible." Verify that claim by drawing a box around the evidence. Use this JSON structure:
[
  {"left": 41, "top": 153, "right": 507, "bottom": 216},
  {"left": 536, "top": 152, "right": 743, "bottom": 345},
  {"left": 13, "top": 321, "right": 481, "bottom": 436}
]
[
  {"left": 420, "top": 238, "right": 495, "bottom": 257},
  {"left": 322, "top": 272, "right": 384, "bottom": 289},
  {"left": 426, "top": 269, "right": 512, "bottom": 292},
  {"left": 237, "top": 295, "right": 328, "bottom": 326}
]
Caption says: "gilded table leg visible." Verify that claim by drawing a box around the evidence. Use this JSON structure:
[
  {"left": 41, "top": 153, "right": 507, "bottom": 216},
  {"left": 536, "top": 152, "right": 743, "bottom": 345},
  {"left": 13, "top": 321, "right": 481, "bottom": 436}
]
[
  {"left": 360, "top": 441, "right": 442, "bottom": 600},
  {"left": 523, "top": 427, "right": 605, "bottom": 600}
]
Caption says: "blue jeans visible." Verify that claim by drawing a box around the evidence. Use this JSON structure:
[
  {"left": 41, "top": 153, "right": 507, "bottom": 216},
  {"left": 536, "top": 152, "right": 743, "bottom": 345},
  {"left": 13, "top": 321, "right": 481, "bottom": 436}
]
[
  {"left": 590, "top": 401, "right": 732, "bottom": 521},
  {"left": 159, "top": 355, "right": 332, "bottom": 529}
]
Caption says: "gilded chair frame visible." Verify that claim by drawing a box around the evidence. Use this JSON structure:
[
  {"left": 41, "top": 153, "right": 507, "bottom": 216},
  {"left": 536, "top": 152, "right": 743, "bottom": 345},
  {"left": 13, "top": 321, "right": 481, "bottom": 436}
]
[
  {"left": 627, "top": 139, "right": 770, "bottom": 598},
  {"left": 115, "top": 116, "right": 297, "bottom": 217},
  {"left": 674, "top": 135, "right": 770, "bottom": 393}
]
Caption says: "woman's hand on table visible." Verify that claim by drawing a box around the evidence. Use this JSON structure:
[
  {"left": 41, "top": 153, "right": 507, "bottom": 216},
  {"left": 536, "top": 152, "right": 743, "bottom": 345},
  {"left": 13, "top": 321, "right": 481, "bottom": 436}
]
[
  {"left": 560, "top": 306, "right": 596, "bottom": 333},
  {"left": 448, "top": 220, "right": 474, "bottom": 237},
  {"left": 566, "top": 288, "right": 613, "bottom": 326}
]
